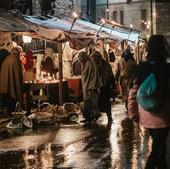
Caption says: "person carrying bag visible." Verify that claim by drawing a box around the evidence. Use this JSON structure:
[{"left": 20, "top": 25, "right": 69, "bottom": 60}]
[{"left": 127, "top": 35, "right": 170, "bottom": 169}]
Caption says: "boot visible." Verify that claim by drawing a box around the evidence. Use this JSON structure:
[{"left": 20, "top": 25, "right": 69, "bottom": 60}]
[{"left": 106, "top": 111, "right": 113, "bottom": 123}]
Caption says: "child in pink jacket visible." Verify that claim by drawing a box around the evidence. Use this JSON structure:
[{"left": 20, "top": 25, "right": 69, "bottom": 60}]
[{"left": 128, "top": 35, "right": 170, "bottom": 169}]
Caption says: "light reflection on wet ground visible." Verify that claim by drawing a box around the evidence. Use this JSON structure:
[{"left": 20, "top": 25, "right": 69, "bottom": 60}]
[{"left": 0, "top": 100, "right": 152, "bottom": 169}]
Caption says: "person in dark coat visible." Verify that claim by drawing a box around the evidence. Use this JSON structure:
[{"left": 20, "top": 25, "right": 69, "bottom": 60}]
[
  {"left": 115, "top": 49, "right": 137, "bottom": 102},
  {"left": 79, "top": 51, "right": 102, "bottom": 123},
  {"left": 41, "top": 48, "right": 58, "bottom": 77},
  {"left": 91, "top": 51, "right": 116, "bottom": 123},
  {"left": 0, "top": 42, "right": 23, "bottom": 116},
  {"left": 128, "top": 35, "right": 170, "bottom": 169}
]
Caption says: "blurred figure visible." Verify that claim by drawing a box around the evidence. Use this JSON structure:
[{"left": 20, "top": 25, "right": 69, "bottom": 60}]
[
  {"left": 16, "top": 45, "right": 26, "bottom": 74},
  {"left": 0, "top": 42, "right": 23, "bottom": 116},
  {"left": 92, "top": 51, "right": 116, "bottom": 123},
  {"left": 72, "top": 52, "right": 81, "bottom": 76},
  {"left": 108, "top": 42, "right": 116, "bottom": 62},
  {"left": 41, "top": 48, "right": 58, "bottom": 77},
  {"left": 128, "top": 35, "right": 170, "bottom": 169},
  {"left": 23, "top": 49, "right": 34, "bottom": 82},
  {"left": 32, "top": 55, "right": 37, "bottom": 75},
  {"left": 79, "top": 51, "right": 102, "bottom": 123},
  {"left": 115, "top": 48, "right": 137, "bottom": 102},
  {"left": 95, "top": 39, "right": 108, "bottom": 61}
]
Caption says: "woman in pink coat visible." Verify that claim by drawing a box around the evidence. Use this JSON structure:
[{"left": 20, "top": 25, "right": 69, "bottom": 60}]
[{"left": 128, "top": 35, "right": 170, "bottom": 169}]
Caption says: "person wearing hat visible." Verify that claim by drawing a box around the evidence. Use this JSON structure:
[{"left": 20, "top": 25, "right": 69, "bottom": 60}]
[{"left": 41, "top": 48, "right": 58, "bottom": 77}]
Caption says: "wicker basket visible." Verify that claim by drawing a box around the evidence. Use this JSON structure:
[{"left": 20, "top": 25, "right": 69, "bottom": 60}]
[
  {"left": 33, "top": 102, "right": 55, "bottom": 124},
  {"left": 28, "top": 102, "right": 81, "bottom": 124},
  {"left": 62, "top": 102, "right": 81, "bottom": 122},
  {"left": 11, "top": 102, "right": 27, "bottom": 118}
]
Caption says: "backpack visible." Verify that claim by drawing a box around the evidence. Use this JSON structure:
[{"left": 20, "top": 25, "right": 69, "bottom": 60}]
[{"left": 136, "top": 73, "right": 163, "bottom": 112}]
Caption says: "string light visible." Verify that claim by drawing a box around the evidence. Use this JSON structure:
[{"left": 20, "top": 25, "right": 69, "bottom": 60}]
[
  {"left": 72, "top": 11, "right": 78, "bottom": 19},
  {"left": 101, "top": 18, "right": 106, "bottom": 24},
  {"left": 127, "top": 24, "right": 133, "bottom": 40}
]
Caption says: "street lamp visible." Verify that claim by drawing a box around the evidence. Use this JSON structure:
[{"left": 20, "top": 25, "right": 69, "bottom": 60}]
[
  {"left": 69, "top": 11, "right": 78, "bottom": 31},
  {"left": 127, "top": 24, "right": 133, "bottom": 40}
]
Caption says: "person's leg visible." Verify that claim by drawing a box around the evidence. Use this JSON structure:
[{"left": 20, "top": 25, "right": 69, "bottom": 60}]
[
  {"left": 4, "top": 94, "right": 16, "bottom": 116},
  {"left": 145, "top": 128, "right": 169, "bottom": 169},
  {"left": 106, "top": 111, "right": 113, "bottom": 122},
  {"left": 90, "top": 90, "right": 101, "bottom": 121},
  {"left": 81, "top": 92, "right": 93, "bottom": 123},
  {"left": 106, "top": 102, "right": 113, "bottom": 123}
]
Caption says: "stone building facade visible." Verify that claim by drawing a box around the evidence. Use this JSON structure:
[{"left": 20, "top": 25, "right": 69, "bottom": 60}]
[
  {"left": 9, "top": 0, "right": 81, "bottom": 18},
  {"left": 32, "top": 0, "right": 81, "bottom": 18},
  {"left": 155, "top": 2, "right": 170, "bottom": 43},
  {"left": 81, "top": 0, "right": 170, "bottom": 43}
]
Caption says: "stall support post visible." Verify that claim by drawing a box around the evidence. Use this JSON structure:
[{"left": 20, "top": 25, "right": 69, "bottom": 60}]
[{"left": 57, "top": 42, "right": 63, "bottom": 106}]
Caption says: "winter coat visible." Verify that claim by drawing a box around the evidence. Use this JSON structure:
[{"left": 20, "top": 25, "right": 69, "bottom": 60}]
[
  {"left": 0, "top": 50, "right": 23, "bottom": 101},
  {"left": 41, "top": 57, "right": 58, "bottom": 76},
  {"left": 128, "top": 62, "right": 170, "bottom": 129},
  {"left": 115, "top": 57, "right": 137, "bottom": 101},
  {"left": 81, "top": 57, "right": 102, "bottom": 96},
  {"left": 97, "top": 59, "right": 116, "bottom": 112}
]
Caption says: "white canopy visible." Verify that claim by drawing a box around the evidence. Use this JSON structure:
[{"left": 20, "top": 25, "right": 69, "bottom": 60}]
[{"left": 24, "top": 15, "right": 140, "bottom": 44}]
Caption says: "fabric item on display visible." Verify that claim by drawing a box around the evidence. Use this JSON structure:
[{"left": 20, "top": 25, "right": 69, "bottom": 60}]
[{"left": 24, "top": 49, "right": 34, "bottom": 70}]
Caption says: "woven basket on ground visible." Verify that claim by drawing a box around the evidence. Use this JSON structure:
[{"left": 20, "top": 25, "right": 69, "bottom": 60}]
[{"left": 29, "top": 102, "right": 81, "bottom": 124}]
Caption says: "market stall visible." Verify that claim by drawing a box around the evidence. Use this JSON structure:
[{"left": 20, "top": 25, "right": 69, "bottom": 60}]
[
  {"left": 0, "top": 10, "right": 141, "bottom": 109},
  {"left": 0, "top": 10, "right": 94, "bottom": 107}
]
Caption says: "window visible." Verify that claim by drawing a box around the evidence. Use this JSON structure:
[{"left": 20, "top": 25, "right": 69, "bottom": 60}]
[
  {"left": 127, "top": 0, "right": 132, "bottom": 3},
  {"left": 141, "top": 9, "right": 147, "bottom": 21},
  {"left": 141, "top": 9, "right": 147, "bottom": 28},
  {"left": 120, "top": 10, "right": 124, "bottom": 25},
  {"left": 112, "top": 11, "right": 117, "bottom": 22}
]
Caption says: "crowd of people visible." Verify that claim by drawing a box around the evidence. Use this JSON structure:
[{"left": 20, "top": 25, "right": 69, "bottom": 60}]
[{"left": 0, "top": 33, "right": 170, "bottom": 168}]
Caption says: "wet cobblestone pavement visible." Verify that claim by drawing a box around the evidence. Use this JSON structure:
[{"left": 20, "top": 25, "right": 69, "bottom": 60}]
[{"left": 0, "top": 100, "right": 152, "bottom": 169}]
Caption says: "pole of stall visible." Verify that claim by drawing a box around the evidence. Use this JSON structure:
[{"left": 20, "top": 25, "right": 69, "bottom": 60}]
[{"left": 57, "top": 42, "right": 63, "bottom": 106}]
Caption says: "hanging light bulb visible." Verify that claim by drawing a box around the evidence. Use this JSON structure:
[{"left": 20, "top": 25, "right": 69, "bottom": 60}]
[{"left": 72, "top": 11, "right": 78, "bottom": 19}]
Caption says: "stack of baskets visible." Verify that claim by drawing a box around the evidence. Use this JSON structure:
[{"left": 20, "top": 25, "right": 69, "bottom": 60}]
[{"left": 28, "top": 102, "right": 81, "bottom": 125}]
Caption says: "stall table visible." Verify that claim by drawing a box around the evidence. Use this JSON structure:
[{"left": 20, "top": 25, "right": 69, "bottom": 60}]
[
  {"left": 67, "top": 77, "right": 82, "bottom": 103},
  {"left": 23, "top": 80, "right": 69, "bottom": 113}
]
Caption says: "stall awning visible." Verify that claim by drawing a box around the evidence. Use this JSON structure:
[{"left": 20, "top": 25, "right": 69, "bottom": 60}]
[
  {"left": 24, "top": 15, "right": 140, "bottom": 43},
  {"left": 0, "top": 10, "right": 140, "bottom": 49},
  {"left": 0, "top": 10, "right": 32, "bottom": 32}
]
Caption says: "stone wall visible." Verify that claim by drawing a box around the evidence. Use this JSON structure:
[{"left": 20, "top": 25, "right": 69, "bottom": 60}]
[
  {"left": 32, "top": 0, "right": 81, "bottom": 18},
  {"left": 155, "top": 2, "right": 170, "bottom": 44},
  {"left": 91, "top": 0, "right": 170, "bottom": 42},
  {"left": 96, "top": 1, "right": 149, "bottom": 32}
]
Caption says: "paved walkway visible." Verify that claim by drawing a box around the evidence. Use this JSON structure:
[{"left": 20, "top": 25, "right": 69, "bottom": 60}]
[{"left": 0, "top": 99, "right": 170, "bottom": 168}]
